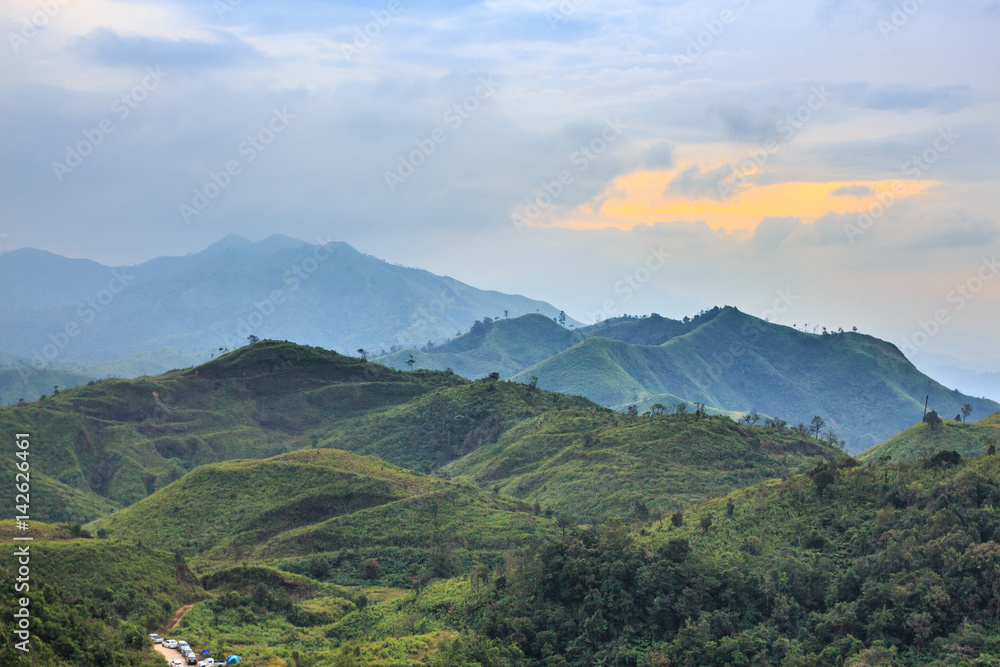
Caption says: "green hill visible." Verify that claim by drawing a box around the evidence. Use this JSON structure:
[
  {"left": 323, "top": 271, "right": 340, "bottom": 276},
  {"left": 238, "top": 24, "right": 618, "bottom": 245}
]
[
  {"left": 0, "top": 341, "right": 465, "bottom": 519},
  {"left": 89, "top": 448, "right": 551, "bottom": 585},
  {"left": 513, "top": 307, "right": 998, "bottom": 451},
  {"left": 319, "top": 376, "right": 600, "bottom": 470},
  {"left": 377, "top": 313, "right": 583, "bottom": 379},
  {"left": 858, "top": 410, "right": 1000, "bottom": 462},
  {"left": 444, "top": 410, "right": 838, "bottom": 520},
  {"left": 0, "top": 522, "right": 205, "bottom": 665}
]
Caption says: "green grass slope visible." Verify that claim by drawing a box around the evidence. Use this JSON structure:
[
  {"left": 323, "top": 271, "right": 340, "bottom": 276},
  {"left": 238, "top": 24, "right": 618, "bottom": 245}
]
[
  {"left": 90, "top": 448, "right": 552, "bottom": 585},
  {"left": 858, "top": 410, "right": 1000, "bottom": 462},
  {"left": 0, "top": 341, "right": 465, "bottom": 519},
  {"left": 0, "top": 522, "right": 205, "bottom": 665},
  {"left": 377, "top": 313, "right": 583, "bottom": 379},
  {"left": 577, "top": 310, "right": 716, "bottom": 345},
  {"left": 444, "top": 410, "right": 838, "bottom": 520},
  {"left": 514, "top": 306, "right": 999, "bottom": 452},
  {"left": 319, "top": 376, "right": 601, "bottom": 470}
]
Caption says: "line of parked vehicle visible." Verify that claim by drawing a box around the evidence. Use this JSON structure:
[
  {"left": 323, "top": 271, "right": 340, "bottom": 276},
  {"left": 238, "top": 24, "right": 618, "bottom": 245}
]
[{"left": 149, "top": 633, "right": 230, "bottom": 666}]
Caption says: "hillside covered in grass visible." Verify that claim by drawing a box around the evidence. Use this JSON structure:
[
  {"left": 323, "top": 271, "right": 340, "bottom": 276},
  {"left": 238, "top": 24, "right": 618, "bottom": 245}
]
[
  {"left": 319, "top": 376, "right": 600, "bottom": 470},
  {"left": 514, "top": 307, "right": 999, "bottom": 451},
  {"left": 89, "top": 448, "right": 552, "bottom": 585},
  {"left": 445, "top": 410, "right": 838, "bottom": 521},
  {"left": 378, "top": 312, "right": 584, "bottom": 379},
  {"left": 0, "top": 341, "right": 466, "bottom": 520},
  {"left": 859, "top": 410, "right": 1000, "bottom": 462}
]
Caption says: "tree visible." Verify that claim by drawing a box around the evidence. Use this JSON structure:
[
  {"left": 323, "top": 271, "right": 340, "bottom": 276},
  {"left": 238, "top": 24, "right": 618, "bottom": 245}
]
[
  {"left": 504, "top": 309, "right": 509, "bottom": 319},
  {"left": 962, "top": 403, "right": 973, "bottom": 423},
  {"left": 700, "top": 514, "right": 713, "bottom": 533},
  {"left": 406, "top": 355, "right": 415, "bottom": 371},
  {"left": 650, "top": 403, "right": 667, "bottom": 416},
  {"left": 361, "top": 558, "right": 381, "bottom": 580},
  {"left": 809, "top": 415, "right": 826, "bottom": 437},
  {"left": 670, "top": 511, "right": 684, "bottom": 528},
  {"left": 809, "top": 462, "right": 835, "bottom": 496},
  {"left": 674, "top": 402, "right": 687, "bottom": 414},
  {"left": 487, "top": 371, "right": 500, "bottom": 381},
  {"left": 247, "top": 334, "right": 260, "bottom": 344},
  {"left": 625, "top": 405, "right": 639, "bottom": 419},
  {"left": 923, "top": 410, "right": 942, "bottom": 431},
  {"left": 527, "top": 376, "right": 538, "bottom": 390},
  {"left": 357, "top": 348, "right": 367, "bottom": 361},
  {"left": 558, "top": 310, "right": 567, "bottom": 326}
]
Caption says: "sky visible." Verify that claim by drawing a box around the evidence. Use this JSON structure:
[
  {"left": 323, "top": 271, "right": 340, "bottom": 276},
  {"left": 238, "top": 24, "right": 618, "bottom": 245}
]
[{"left": 1, "top": 0, "right": 999, "bottom": 374}]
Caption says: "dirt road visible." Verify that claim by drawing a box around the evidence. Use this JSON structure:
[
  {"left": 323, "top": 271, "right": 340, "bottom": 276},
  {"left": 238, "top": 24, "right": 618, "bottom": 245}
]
[{"left": 152, "top": 604, "right": 196, "bottom": 664}]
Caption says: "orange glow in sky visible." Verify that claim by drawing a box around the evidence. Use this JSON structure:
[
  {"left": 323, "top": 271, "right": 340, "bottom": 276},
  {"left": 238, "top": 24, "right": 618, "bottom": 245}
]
[{"left": 548, "top": 169, "right": 938, "bottom": 233}]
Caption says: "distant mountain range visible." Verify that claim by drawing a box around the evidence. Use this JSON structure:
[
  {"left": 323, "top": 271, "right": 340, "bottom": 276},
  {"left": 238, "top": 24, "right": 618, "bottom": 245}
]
[
  {"left": 0, "top": 234, "right": 573, "bottom": 370},
  {"left": 379, "top": 307, "right": 1000, "bottom": 451}
]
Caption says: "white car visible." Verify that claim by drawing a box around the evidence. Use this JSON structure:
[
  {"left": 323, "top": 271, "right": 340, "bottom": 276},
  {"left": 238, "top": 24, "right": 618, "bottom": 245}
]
[
  {"left": 149, "top": 633, "right": 162, "bottom": 644},
  {"left": 170, "top": 661, "right": 183, "bottom": 667},
  {"left": 163, "top": 639, "right": 178, "bottom": 649},
  {"left": 198, "top": 660, "right": 219, "bottom": 666}
]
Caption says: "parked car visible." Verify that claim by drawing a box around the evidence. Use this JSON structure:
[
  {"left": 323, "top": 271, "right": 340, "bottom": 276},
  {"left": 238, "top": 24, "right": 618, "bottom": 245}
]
[
  {"left": 170, "top": 661, "right": 183, "bottom": 667},
  {"left": 163, "top": 639, "right": 179, "bottom": 649},
  {"left": 197, "top": 660, "right": 218, "bottom": 666},
  {"left": 184, "top": 652, "right": 198, "bottom": 665},
  {"left": 149, "top": 633, "right": 162, "bottom": 644},
  {"left": 178, "top": 641, "right": 191, "bottom": 651}
]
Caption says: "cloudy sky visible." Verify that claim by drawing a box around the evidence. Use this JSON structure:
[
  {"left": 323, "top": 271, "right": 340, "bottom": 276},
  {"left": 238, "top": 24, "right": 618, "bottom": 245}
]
[{"left": 2, "top": 0, "right": 999, "bottom": 373}]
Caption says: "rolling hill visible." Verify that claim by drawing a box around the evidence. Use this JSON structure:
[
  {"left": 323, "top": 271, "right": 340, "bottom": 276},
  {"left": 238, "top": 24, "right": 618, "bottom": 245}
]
[
  {"left": 0, "top": 341, "right": 466, "bottom": 519},
  {"left": 858, "top": 409, "right": 1000, "bottom": 462},
  {"left": 444, "top": 410, "right": 838, "bottom": 520},
  {"left": 0, "top": 340, "right": 598, "bottom": 522},
  {"left": 0, "top": 234, "right": 575, "bottom": 366},
  {"left": 88, "top": 448, "right": 552, "bottom": 585},
  {"left": 378, "top": 312, "right": 584, "bottom": 379},
  {"left": 379, "top": 307, "right": 998, "bottom": 451}
]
